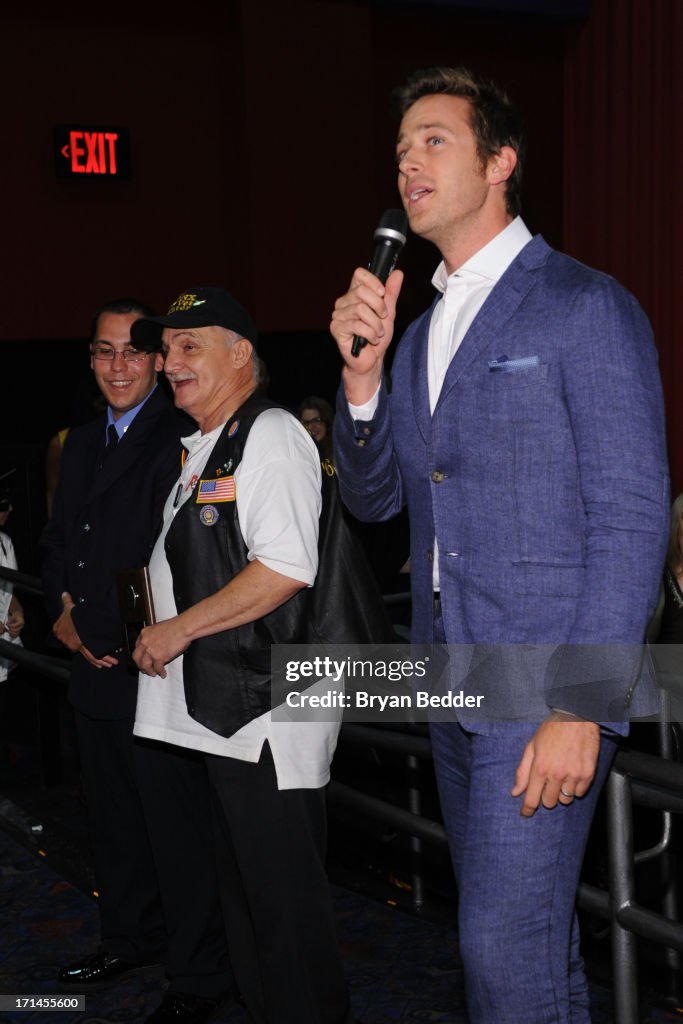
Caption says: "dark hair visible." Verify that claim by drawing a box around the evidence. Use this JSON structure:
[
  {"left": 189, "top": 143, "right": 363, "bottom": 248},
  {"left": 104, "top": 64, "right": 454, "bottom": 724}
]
[
  {"left": 666, "top": 493, "right": 683, "bottom": 573},
  {"left": 297, "top": 395, "right": 334, "bottom": 428},
  {"left": 392, "top": 66, "right": 526, "bottom": 218},
  {"left": 90, "top": 298, "right": 155, "bottom": 342}
]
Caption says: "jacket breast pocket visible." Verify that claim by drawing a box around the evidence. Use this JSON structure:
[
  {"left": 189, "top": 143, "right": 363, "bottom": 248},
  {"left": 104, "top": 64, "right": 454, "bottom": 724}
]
[
  {"left": 487, "top": 362, "right": 549, "bottom": 387},
  {"left": 457, "top": 363, "right": 550, "bottom": 434}
]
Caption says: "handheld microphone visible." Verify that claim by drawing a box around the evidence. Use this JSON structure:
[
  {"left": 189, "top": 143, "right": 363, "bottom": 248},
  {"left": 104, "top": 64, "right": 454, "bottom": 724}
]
[{"left": 351, "top": 209, "right": 408, "bottom": 358}]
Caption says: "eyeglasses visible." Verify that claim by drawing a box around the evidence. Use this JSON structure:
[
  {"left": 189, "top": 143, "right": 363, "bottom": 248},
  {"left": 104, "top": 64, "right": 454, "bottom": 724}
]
[
  {"left": 301, "top": 416, "right": 323, "bottom": 426},
  {"left": 90, "top": 344, "right": 150, "bottom": 363}
]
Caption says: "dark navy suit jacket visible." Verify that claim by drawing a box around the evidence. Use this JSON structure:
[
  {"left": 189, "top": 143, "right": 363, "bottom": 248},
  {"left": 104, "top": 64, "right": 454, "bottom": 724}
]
[
  {"left": 335, "top": 236, "right": 670, "bottom": 725},
  {"left": 40, "top": 385, "right": 189, "bottom": 719}
]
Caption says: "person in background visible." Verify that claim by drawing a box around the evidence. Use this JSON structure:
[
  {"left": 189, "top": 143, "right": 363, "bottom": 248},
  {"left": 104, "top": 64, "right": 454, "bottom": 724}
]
[
  {"left": 653, "top": 493, "right": 683, "bottom": 643},
  {"left": 330, "top": 65, "right": 668, "bottom": 1023},
  {"left": 298, "top": 395, "right": 335, "bottom": 465},
  {"left": 45, "top": 392, "right": 107, "bottom": 519},
  {"left": 255, "top": 355, "right": 271, "bottom": 395},
  {"left": 45, "top": 428, "right": 71, "bottom": 519},
  {"left": 0, "top": 490, "right": 25, "bottom": 681},
  {"left": 40, "top": 298, "right": 233, "bottom": 1024},
  {"left": 642, "top": 492, "right": 683, "bottom": 744}
]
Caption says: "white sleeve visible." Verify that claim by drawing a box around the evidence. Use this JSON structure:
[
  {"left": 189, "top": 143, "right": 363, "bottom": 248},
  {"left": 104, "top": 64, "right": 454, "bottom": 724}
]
[
  {"left": 347, "top": 382, "right": 381, "bottom": 420},
  {"left": 0, "top": 534, "right": 17, "bottom": 571},
  {"left": 235, "top": 409, "right": 322, "bottom": 586}
]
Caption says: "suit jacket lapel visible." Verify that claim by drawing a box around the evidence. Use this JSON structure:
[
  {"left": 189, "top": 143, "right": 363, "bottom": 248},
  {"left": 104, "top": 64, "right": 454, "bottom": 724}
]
[
  {"left": 85, "top": 388, "right": 171, "bottom": 501},
  {"left": 80, "top": 422, "right": 106, "bottom": 497},
  {"left": 407, "top": 299, "right": 438, "bottom": 444},
  {"left": 434, "top": 235, "right": 550, "bottom": 414}
]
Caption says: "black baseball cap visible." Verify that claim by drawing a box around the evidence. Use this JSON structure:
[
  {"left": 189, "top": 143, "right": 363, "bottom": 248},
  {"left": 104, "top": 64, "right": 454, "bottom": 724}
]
[{"left": 130, "top": 286, "right": 258, "bottom": 350}]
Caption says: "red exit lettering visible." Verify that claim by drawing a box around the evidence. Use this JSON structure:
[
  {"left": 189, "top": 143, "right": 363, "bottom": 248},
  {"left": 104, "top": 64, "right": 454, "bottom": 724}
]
[{"left": 68, "top": 131, "right": 119, "bottom": 175}]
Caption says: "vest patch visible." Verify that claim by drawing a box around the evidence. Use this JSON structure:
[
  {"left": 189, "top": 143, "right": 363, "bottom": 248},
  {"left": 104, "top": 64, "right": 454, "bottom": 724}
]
[
  {"left": 200, "top": 505, "right": 220, "bottom": 526},
  {"left": 196, "top": 477, "right": 236, "bottom": 503}
]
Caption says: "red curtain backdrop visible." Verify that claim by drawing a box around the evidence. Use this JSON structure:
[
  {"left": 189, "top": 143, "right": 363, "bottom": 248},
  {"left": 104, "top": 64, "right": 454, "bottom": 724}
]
[{"left": 564, "top": 0, "right": 683, "bottom": 495}]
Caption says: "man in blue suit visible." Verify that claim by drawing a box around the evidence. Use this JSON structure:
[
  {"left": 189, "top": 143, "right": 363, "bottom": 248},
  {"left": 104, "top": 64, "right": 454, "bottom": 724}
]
[{"left": 330, "top": 67, "right": 669, "bottom": 1023}]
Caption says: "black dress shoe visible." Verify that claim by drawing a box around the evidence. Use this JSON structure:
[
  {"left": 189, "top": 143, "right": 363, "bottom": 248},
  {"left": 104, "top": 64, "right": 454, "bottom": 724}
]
[
  {"left": 58, "top": 949, "right": 162, "bottom": 989},
  {"left": 144, "top": 992, "right": 223, "bottom": 1023}
]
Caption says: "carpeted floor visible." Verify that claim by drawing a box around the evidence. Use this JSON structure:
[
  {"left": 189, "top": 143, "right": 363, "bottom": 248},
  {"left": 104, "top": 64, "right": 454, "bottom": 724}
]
[
  {"left": 1, "top": 818, "right": 682, "bottom": 1024},
  {"left": 0, "top": 820, "right": 469, "bottom": 1024},
  {"left": 0, "top": 675, "right": 682, "bottom": 1023}
]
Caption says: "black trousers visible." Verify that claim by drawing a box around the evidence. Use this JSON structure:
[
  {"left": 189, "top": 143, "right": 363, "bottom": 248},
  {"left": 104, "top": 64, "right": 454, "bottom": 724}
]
[
  {"left": 206, "top": 744, "right": 354, "bottom": 1024},
  {"left": 74, "top": 711, "right": 233, "bottom": 999}
]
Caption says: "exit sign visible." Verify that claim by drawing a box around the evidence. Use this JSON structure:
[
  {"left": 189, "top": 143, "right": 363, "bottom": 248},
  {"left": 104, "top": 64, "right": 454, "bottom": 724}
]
[{"left": 54, "top": 125, "right": 131, "bottom": 179}]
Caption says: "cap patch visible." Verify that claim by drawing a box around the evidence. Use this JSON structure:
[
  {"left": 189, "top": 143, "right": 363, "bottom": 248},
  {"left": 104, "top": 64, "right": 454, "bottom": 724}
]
[{"left": 168, "top": 293, "right": 207, "bottom": 313}]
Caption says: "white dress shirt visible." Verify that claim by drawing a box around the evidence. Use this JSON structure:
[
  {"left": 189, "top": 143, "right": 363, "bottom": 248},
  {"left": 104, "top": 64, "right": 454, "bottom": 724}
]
[{"left": 348, "top": 216, "right": 533, "bottom": 587}]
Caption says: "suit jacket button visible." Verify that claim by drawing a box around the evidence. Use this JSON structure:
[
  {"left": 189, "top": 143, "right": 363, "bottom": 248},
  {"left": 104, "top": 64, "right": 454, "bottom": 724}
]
[
  {"left": 78, "top": 560, "right": 86, "bottom": 568},
  {"left": 426, "top": 549, "right": 433, "bottom": 562},
  {"left": 357, "top": 438, "right": 366, "bottom": 447},
  {"left": 431, "top": 470, "right": 445, "bottom": 483},
  {"left": 77, "top": 596, "right": 86, "bottom": 604}
]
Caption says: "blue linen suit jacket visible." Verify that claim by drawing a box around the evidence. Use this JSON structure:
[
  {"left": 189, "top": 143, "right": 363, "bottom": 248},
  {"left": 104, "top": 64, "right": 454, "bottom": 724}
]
[{"left": 335, "top": 235, "right": 670, "bottom": 726}]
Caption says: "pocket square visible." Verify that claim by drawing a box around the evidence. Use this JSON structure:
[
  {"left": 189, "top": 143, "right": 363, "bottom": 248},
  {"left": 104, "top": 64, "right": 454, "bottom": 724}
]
[{"left": 488, "top": 354, "right": 540, "bottom": 373}]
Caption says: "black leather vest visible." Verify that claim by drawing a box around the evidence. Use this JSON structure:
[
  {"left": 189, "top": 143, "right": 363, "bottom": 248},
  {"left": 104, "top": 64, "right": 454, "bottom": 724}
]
[{"left": 165, "top": 393, "right": 310, "bottom": 738}]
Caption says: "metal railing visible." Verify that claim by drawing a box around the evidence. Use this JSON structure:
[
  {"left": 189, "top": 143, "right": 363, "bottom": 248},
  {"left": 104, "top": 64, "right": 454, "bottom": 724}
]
[
  {"left": 0, "top": 637, "right": 70, "bottom": 682},
  {"left": 328, "top": 720, "right": 683, "bottom": 1023},
  {"left": 582, "top": 748, "right": 683, "bottom": 1021},
  {"left": 0, "top": 566, "right": 44, "bottom": 597},
  {"left": 2, "top": 565, "right": 683, "bottom": 1021},
  {"left": 0, "top": 565, "right": 69, "bottom": 682}
]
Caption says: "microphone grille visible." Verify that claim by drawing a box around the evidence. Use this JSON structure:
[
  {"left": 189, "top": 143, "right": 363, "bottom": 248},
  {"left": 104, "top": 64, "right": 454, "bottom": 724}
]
[{"left": 378, "top": 208, "right": 408, "bottom": 235}]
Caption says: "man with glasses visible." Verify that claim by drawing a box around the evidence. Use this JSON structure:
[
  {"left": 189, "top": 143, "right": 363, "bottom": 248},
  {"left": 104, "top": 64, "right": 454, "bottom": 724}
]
[{"left": 40, "top": 299, "right": 234, "bottom": 1024}]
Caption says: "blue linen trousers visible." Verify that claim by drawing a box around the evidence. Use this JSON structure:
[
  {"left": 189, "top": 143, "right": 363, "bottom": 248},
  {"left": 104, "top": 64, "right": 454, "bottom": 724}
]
[{"left": 429, "top": 719, "right": 617, "bottom": 1024}]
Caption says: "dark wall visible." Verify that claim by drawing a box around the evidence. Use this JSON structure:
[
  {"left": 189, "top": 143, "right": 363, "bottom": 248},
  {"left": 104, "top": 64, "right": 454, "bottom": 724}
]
[
  {"left": 3, "top": 0, "right": 564, "bottom": 344},
  {"left": 368, "top": 3, "right": 565, "bottom": 327},
  {"left": 2, "top": 0, "right": 567, "bottom": 573},
  {"left": 563, "top": 0, "right": 683, "bottom": 495},
  {"left": 3, "top": 0, "right": 565, "bottom": 419},
  {"left": 3, "top": 1, "right": 250, "bottom": 340}
]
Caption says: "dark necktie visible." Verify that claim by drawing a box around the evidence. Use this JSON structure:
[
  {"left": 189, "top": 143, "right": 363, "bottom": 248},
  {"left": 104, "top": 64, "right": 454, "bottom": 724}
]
[{"left": 101, "top": 424, "right": 119, "bottom": 465}]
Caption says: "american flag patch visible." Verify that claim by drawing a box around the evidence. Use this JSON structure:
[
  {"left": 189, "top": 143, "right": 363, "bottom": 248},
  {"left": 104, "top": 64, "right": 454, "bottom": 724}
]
[{"left": 196, "top": 477, "right": 236, "bottom": 503}]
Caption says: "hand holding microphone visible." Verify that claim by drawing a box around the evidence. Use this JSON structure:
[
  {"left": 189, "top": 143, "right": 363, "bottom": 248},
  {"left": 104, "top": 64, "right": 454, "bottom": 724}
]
[{"left": 350, "top": 209, "right": 408, "bottom": 357}]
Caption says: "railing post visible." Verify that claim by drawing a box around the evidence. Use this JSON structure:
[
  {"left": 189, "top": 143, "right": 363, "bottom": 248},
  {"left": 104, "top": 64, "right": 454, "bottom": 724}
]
[
  {"left": 658, "top": 695, "right": 681, "bottom": 1005},
  {"left": 406, "top": 753, "right": 424, "bottom": 910},
  {"left": 607, "top": 767, "right": 639, "bottom": 1024}
]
